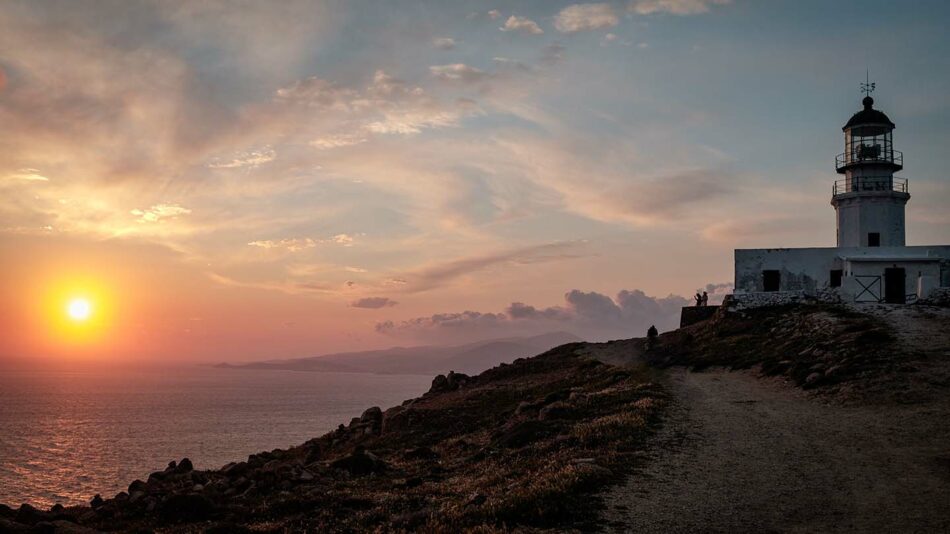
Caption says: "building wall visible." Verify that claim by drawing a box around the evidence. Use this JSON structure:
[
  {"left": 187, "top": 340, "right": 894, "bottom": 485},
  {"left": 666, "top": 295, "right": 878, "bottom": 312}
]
[
  {"left": 833, "top": 193, "right": 908, "bottom": 247},
  {"left": 734, "top": 246, "right": 950, "bottom": 301}
]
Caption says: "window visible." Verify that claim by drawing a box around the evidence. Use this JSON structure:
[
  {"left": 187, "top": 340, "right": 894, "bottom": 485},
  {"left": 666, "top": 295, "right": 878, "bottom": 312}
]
[
  {"left": 868, "top": 232, "right": 881, "bottom": 247},
  {"left": 763, "top": 270, "right": 780, "bottom": 292},
  {"left": 830, "top": 269, "right": 843, "bottom": 288}
]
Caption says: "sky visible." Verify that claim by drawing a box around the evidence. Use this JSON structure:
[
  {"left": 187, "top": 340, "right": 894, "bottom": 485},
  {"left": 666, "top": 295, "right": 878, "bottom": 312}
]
[{"left": 1, "top": 0, "right": 949, "bottom": 362}]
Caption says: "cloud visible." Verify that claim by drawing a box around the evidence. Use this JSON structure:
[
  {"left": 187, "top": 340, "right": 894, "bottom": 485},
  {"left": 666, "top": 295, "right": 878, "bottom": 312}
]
[
  {"left": 432, "top": 37, "right": 457, "bottom": 50},
  {"left": 7, "top": 169, "right": 49, "bottom": 182},
  {"left": 500, "top": 15, "right": 544, "bottom": 35},
  {"left": 247, "top": 233, "right": 356, "bottom": 251},
  {"left": 429, "top": 64, "right": 490, "bottom": 83},
  {"left": 629, "top": 0, "right": 732, "bottom": 16},
  {"left": 555, "top": 4, "right": 619, "bottom": 33},
  {"left": 131, "top": 203, "right": 191, "bottom": 223},
  {"left": 376, "top": 288, "right": 689, "bottom": 344},
  {"left": 351, "top": 297, "right": 398, "bottom": 309},
  {"left": 207, "top": 147, "right": 276, "bottom": 169},
  {"left": 309, "top": 133, "right": 367, "bottom": 150},
  {"left": 247, "top": 238, "right": 317, "bottom": 252},
  {"left": 399, "top": 241, "right": 589, "bottom": 293},
  {"left": 487, "top": 9, "right": 502, "bottom": 20}
]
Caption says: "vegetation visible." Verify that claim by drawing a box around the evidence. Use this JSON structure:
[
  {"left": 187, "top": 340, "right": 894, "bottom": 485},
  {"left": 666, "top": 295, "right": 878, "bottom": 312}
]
[{"left": 0, "top": 344, "right": 665, "bottom": 532}]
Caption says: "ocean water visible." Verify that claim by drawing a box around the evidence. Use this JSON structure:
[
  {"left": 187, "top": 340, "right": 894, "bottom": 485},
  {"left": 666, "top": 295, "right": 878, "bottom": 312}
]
[{"left": 0, "top": 366, "right": 431, "bottom": 508}]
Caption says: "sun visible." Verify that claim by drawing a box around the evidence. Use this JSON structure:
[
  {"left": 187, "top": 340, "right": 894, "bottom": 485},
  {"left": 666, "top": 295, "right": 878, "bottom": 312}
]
[{"left": 67, "top": 298, "right": 93, "bottom": 321}]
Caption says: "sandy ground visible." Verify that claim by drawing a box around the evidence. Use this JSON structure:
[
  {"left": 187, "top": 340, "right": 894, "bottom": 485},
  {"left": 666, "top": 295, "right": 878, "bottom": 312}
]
[{"left": 595, "top": 305, "right": 950, "bottom": 533}]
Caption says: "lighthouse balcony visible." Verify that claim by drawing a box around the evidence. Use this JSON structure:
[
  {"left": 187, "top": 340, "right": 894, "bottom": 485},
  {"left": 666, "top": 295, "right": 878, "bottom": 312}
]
[
  {"left": 835, "top": 147, "right": 902, "bottom": 173},
  {"left": 833, "top": 176, "right": 908, "bottom": 196}
]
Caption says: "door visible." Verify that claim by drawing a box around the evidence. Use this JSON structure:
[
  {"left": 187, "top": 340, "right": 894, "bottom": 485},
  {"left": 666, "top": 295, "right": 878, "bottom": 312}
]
[{"left": 884, "top": 268, "right": 905, "bottom": 304}]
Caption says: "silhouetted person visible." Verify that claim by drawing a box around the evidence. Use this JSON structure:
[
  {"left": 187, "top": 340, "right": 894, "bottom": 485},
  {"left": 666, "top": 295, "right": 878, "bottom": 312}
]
[
  {"left": 701, "top": 291, "right": 708, "bottom": 306},
  {"left": 646, "top": 324, "right": 658, "bottom": 350}
]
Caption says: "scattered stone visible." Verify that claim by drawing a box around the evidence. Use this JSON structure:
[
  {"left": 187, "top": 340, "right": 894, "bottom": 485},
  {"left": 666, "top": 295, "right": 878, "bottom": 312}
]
[
  {"left": 330, "top": 449, "right": 387, "bottom": 476},
  {"left": 177, "top": 457, "right": 194, "bottom": 472},
  {"left": 89, "top": 495, "right": 103, "bottom": 509},
  {"left": 158, "top": 493, "right": 215, "bottom": 523}
]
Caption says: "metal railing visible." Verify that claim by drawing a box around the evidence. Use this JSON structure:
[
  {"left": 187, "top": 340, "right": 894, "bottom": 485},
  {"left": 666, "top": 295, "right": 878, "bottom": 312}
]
[
  {"left": 836, "top": 148, "right": 902, "bottom": 170},
  {"left": 833, "top": 176, "right": 908, "bottom": 196}
]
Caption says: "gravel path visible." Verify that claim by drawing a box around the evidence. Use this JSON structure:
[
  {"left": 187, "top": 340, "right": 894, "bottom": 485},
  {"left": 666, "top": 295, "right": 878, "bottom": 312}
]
[{"left": 598, "top": 367, "right": 950, "bottom": 533}]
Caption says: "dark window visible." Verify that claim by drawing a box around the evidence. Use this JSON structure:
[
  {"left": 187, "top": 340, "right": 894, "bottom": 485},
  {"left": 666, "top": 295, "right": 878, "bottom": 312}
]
[
  {"left": 830, "top": 269, "right": 843, "bottom": 287},
  {"left": 763, "top": 270, "right": 780, "bottom": 292},
  {"left": 868, "top": 232, "right": 881, "bottom": 247}
]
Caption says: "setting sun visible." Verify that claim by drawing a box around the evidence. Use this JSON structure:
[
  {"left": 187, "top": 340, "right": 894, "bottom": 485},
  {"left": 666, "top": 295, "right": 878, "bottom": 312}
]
[{"left": 67, "top": 298, "right": 92, "bottom": 321}]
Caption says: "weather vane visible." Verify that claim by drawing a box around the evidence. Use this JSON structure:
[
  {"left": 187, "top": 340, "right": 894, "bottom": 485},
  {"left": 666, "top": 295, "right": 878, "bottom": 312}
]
[{"left": 861, "top": 69, "right": 876, "bottom": 97}]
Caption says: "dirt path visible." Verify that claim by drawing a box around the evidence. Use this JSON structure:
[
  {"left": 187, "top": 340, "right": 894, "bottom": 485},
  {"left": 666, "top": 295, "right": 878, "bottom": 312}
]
[{"left": 597, "top": 367, "right": 950, "bottom": 533}]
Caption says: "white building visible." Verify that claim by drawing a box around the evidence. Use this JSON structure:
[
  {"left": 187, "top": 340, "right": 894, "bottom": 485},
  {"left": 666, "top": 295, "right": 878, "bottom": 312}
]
[{"left": 734, "top": 93, "right": 950, "bottom": 305}]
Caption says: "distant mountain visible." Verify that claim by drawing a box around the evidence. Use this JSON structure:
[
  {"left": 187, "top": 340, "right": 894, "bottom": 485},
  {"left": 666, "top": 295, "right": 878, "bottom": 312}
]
[{"left": 216, "top": 331, "right": 582, "bottom": 376}]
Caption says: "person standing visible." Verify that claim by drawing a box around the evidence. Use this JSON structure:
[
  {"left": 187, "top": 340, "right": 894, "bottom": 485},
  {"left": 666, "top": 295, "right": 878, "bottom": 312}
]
[{"left": 701, "top": 291, "right": 709, "bottom": 306}]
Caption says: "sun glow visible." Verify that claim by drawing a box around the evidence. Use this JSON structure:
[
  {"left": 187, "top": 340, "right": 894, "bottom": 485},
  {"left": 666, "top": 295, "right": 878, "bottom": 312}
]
[{"left": 67, "top": 298, "right": 92, "bottom": 321}]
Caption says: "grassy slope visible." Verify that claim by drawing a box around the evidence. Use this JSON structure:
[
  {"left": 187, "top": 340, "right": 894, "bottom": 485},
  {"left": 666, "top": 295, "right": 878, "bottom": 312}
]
[{"left": 1, "top": 344, "right": 664, "bottom": 533}]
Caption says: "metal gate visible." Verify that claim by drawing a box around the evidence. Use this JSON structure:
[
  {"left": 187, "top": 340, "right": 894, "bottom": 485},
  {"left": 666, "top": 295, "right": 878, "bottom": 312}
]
[{"left": 854, "top": 275, "right": 882, "bottom": 303}]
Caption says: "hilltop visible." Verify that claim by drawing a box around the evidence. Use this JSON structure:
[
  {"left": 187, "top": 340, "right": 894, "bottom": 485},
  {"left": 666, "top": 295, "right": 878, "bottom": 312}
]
[{"left": 2, "top": 302, "right": 948, "bottom": 532}]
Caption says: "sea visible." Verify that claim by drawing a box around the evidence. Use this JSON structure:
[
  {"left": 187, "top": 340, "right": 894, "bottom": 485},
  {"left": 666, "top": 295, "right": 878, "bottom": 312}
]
[{"left": 0, "top": 366, "right": 432, "bottom": 508}]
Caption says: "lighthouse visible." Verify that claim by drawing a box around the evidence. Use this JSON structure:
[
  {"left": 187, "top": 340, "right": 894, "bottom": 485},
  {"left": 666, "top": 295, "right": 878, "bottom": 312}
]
[
  {"left": 730, "top": 82, "right": 950, "bottom": 307},
  {"left": 831, "top": 95, "right": 909, "bottom": 247}
]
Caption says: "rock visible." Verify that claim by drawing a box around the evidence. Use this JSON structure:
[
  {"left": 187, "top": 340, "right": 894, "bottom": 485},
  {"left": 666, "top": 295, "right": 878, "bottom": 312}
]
[
  {"left": 158, "top": 493, "right": 215, "bottom": 523},
  {"left": 129, "top": 490, "right": 146, "bottom": 504},
  {"left": 539, "top": 401, "right": 573, "bottom": 420},
  {"left": 330, "top": 449, "right": 387, "bottom": 476},
  {"left": 805, "top": 372, "right": 823, "bottom": 386},
  {"left": 48, "top": 519, "right": 100, "bottom": 533},
  {"left": 89, "top": 495, "right": 104, "bottom": 509},
  {"left": 177, "top": 457, "right": 194, "bottom": 472},
  {"left": 192, "top": 484, "right": 204, "bottom": 492},
  {"left": 15, "top": 503, "right": 50, "bottom": 525},
  {"left": 0, "top": 504, "right": 14, "bottom": 518},
  {"left": 0, "top": 518, "right": 29, "bottom": 533},
  {"left": 403, "top": 446, "right": 438, "bottom": 460},
  {"left": 360, "top": 406, "right": 382, "bottom": 423},
  {"left": 430, "top": 374, "right": 449, "bottom": 393},
  {"left": 467, "top": 492, "right": 487, "bottom": 506},
  {"left": 128, "top": 479, "right": 148, "bottom": 494},
  {"left": 221, "top": 461, "right": 248, "bottom": 478},
  {"left": 491, "top": 420, "right": 554, "bottom": 449},
  {"left": 165, "top": 460, "right": 178, "bottom": 471}
]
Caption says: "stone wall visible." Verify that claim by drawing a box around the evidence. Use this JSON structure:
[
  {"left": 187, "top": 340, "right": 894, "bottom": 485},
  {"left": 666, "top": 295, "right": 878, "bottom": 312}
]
[
  {"left": 679, "top": 306, "right": 718, "bottom": 327},
  {"left": 725, "top": 290, "right": 842, "bottom": 311}
]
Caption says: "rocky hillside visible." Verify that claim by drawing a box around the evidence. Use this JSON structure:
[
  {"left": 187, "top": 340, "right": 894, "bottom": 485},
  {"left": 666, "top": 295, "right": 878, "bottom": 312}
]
[
  {"left": 0, "top": 344, "right": 664, "bottom": 533},
  {"left": 586, "top": 302, "right": 950, "bottom": 403}
]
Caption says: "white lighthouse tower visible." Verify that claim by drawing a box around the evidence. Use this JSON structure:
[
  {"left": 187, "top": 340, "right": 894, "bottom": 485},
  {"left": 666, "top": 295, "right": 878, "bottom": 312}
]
[
  {"left": 831, "top": 89, "right": 909, "bottom": 248},
  {"left": 731, "top": 81, "right": 950, "bottom": 306}
]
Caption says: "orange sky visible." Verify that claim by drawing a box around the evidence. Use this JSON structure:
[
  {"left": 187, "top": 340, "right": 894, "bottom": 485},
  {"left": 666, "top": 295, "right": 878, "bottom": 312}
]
[{"left": 2, "top": 1, "right": 948, "bottom": 362}]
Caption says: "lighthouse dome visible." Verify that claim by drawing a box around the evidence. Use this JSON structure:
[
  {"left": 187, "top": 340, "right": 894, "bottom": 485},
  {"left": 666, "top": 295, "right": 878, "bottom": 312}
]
[{"left": 843, "top": 96, "right": 895, "bottom": 132}]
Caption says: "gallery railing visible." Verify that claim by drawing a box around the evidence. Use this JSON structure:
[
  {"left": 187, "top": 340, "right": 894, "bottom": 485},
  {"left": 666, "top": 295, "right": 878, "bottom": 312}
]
[
  {"left": 833, "top": 177, "right": 908, "bottom": 196},
  {"left": 836, "top": 148, "right": 902, "bottom": 170}
]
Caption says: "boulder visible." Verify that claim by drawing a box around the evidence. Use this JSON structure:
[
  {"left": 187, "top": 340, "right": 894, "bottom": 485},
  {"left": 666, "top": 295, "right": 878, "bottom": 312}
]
[
  {"left": 805, "top": 372, "right": 823, "bottom": 387},
  {"left": 158, "top": 493, "right": 215, "bottom": 523},
  {"left": 491, "top": 420, "right": 554, "bottom": 449},
  {"left": 177, "top": 457, "right": 194, "bottom": 472},
  {"left": 89, "top": 495, "right": 104, "bottom": 509},
  {"left": 15, "top": 504, "right": 50, "bottom": 525},
  {"left": 128, "top": 479, "right": 148, "bottom": 494},
  {"left": 330, "top": 449, "right": 387, "bottom": 476},
  {"left": 539, "top": 401, "right": 573, "bottom": 421}
]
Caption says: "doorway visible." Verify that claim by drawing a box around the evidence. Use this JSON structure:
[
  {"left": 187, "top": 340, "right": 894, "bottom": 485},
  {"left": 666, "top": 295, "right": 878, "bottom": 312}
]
[{"left": 884, "top": 267, "right": 905, "bottom": 304}]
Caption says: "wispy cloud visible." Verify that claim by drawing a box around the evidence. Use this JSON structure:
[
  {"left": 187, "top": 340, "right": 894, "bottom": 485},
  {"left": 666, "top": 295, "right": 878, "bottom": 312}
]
[
  {"left": 131, "top": 204, "right": 191, "bottom": 223},
  {"left": 351, "top": 296, "right": 398, "bottom": 309},
  {"left": 555, "top": 3, "right": 619, "bottom": 33},
  {"left": 629, "top": 0, "right": 732, "bottom": 16},
  {"left": 432, "top": 37, "right": 457, "bottom": 50}
]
